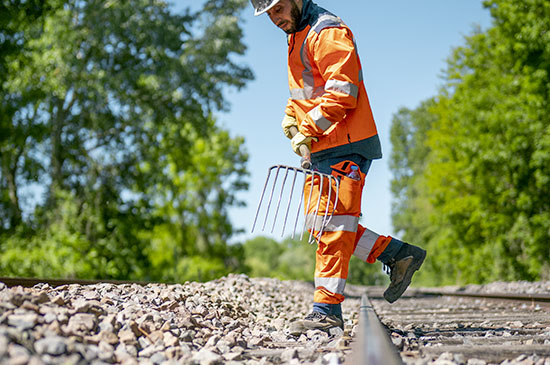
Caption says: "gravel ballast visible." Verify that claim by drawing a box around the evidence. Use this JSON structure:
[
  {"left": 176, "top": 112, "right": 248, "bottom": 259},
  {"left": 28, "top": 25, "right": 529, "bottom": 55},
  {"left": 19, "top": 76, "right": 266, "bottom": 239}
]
[{"left": 0, "top": 274, "right": 360, "bottom": 364}]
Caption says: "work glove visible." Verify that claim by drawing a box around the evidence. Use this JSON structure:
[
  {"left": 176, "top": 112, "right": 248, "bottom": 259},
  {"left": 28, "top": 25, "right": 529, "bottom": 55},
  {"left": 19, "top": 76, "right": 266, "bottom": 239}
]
[
  {"left": 291, "top": 132, "right": 318, "bottom": 156},
  {"left": 281, "top": 114, "right": 298, "bottom": 139}
]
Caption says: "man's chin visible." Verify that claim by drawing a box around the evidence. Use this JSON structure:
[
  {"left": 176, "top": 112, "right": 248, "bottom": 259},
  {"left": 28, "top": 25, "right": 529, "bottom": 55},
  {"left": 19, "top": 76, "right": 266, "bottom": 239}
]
[{"left": 282, "top": 25, "right": 297, "bottom": 34}]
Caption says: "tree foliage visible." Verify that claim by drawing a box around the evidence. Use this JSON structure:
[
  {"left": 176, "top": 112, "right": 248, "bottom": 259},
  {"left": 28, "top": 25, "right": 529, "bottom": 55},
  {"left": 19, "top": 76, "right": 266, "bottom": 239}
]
[
  {"left": 242, "top": 235, "right": 388, "bottom": 286},
  {"left": 390, "top": 0, "right": 550, "bottom": 285},
  {"left": 242, "top": 236, "right": 315, "bottom": 281},
  {"left": 0, "top": 0, "right": 253, "bottom": 281}
]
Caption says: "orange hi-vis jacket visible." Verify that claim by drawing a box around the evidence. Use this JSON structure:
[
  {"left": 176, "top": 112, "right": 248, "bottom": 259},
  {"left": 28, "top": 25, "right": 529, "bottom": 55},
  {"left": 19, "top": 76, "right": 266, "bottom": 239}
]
[{"left": 285, "top": 0, "right": 382, "bottom": 161}]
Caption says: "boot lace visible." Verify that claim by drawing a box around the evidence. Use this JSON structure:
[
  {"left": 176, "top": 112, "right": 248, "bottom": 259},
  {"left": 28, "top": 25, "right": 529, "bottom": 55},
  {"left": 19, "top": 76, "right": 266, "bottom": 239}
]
[
  {"left": 383, "top": 259, "right": 396, "bottom": 277},
  {"left": 304, "top": 311, "right": 325, "bottom": 321}
]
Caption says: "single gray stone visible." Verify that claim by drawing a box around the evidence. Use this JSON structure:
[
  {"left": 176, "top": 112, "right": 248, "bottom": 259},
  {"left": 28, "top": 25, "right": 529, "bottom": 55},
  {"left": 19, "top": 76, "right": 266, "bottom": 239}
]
[
  {"left": 52, "top": 295, "right": 66, "bottom": 306},
  {"left": 83, "top": 290, "right": 100, "bottom": 300},
  {"left": 138, "top": 336, "right": 150, "bottom": 349},
  {"left": 0, "top": 335, "right": 9, "bottom": 357},
  {"left": 467, "top": 359, "right": 487, "bottom": 365},
  {"left": 67, "top": 313, "right": 97, "bottom": 333},
  {"left": 281, "top": 348, "right": 298, "bottom": 362},
  {"left": 138, "top": 344, "right": 164, "bottom": 358},
  {"left": 215, "top": 339, "right": 231, "bottom": 354},
  {"left": 163, "top": 332, "right": 179, "bottom": 347},
  {"left": 8, "top": 313, "right": 38, "bottom": 330},
  {"left": 32, "top": 291, "right": 50, "bottom": 304},
  {"left": 180, "top": 329, "right": 195, "bottom": 342},
  {"left": 149, "top": 352, "right": 167, "bottom": 364},
  {"left": 223, "top": 351, "right": 242, "bottom": 361},
  {"left": 9, "top": 354, "right": 32, "bottom": 365},
  {"left": 99, "top": 314, "right": 116, "bottom": 332},
  {"left": 115, "top": 343, "right": 138, "bottom": 358},
  {"left": 8, "top": 343, "right": 31, "bottom": 359},
  {"left": 118, "top": 329, "right": 137, "bottom": 344},
  {"left": 72, "top": 298, "right": 92, "bottom": 313},
  {"left": 27, "top": 355, "right": 48, "bottom": 365},
  {"left": 297, "top": 346, "right": 316, "bottom": 361},
  {"left": 34, "top": 336, "right": 67, "bottom": 355},
  {"left": 205, "top": 334, "right": 220, "bottom": 348},
  {"left": 328, "top": 326, "right": 344, "bottom": 337},
  {"left": 99, "top": 330, "right": 119, "bottom": 345},
  {"left": 191, "top": 348, "right": 223, "bottom": 365},
  {"left": 82, "top": 345, "right": 100, "bottom": 361},
  {"left": 97, "top": 341, "right": 115, "bottom": 362},
  {"left": 43, "top": 312, "right": 57, "bottom": 324}
]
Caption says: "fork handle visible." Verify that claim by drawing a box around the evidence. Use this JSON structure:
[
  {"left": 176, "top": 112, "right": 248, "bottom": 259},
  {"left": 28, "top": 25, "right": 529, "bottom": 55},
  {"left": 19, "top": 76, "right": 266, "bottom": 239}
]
[{"left": 289, "top": 126, "right": 312, "bottom": 169}]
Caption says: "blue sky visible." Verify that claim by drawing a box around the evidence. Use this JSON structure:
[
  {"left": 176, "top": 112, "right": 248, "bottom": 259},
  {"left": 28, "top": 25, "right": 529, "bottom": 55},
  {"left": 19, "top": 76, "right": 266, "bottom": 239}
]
[{"left": 172, "top": 0, "right": 493, "bottom": 243}]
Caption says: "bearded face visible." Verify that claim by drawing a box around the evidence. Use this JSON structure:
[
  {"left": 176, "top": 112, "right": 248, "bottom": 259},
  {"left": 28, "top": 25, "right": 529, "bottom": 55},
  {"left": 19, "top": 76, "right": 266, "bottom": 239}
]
[{"left": 267, "top": 0, "right": 302, "bottom": 34}]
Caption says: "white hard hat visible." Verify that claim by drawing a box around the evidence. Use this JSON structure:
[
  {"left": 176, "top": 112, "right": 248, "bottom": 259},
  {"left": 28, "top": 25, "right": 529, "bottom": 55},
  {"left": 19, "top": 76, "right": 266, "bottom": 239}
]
[{"left": 250, "top": 0, "right": 282, "bottom": 16}]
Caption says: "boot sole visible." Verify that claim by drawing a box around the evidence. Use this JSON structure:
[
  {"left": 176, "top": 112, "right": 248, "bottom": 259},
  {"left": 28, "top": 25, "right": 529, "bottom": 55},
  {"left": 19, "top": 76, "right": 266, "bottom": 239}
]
[
  {"left": 290, "top": 318, "right": 343, "bottom": 336},
  {"left": 384, "top": 249, "right": 426, "bottom": 303},
  {"left": 290, "top": 322, "right": 344, "bottom": 336},
  {"left": 303, "top": 318, "right": 343, "bottom": 331}
]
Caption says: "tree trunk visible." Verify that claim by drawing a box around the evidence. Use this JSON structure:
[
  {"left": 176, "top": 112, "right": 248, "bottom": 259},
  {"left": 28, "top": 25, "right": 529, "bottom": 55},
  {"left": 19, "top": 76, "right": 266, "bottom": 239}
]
[
  {"left": 1, "top": 156, "right": 22, "bottom": 229},
  {"left": 48, "top": 99, "right": 65, "bottom": 205}
]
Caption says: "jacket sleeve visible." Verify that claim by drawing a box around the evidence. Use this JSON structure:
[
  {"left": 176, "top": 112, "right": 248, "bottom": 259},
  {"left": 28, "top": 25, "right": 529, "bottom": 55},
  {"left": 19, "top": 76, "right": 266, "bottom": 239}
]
[
  {"left": 284, "top": 98, "right": 296, "bottom": 118},
  {"left": 300, "top": 27, "right": 361, "bottom": 137}
]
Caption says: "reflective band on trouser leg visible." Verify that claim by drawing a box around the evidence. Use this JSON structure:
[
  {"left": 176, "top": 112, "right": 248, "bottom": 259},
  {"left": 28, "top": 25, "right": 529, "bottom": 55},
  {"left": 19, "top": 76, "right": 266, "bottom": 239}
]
[
  {"left": 305, "top": 214, "right": 359, "bottom": 233},
  {"left": 352, "top": 224, "right": 393, "bottom": 264},
  {"left": 313, "top": 230, "right": 357, "bottom": 304},
  {"left": 303, "top": 173, "right": 360, "bottom": 305}
]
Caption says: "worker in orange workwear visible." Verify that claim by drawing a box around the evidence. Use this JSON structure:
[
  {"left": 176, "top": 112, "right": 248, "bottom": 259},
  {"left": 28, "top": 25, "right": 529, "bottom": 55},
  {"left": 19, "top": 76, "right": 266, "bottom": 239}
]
[{"left": 250, "top": 0, "right": 427, "bottom": 334}]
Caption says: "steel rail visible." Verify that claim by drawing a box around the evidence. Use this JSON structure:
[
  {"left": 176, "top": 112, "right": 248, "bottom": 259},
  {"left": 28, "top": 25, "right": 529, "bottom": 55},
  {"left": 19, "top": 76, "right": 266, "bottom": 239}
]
[
  {"left": 346, "top": 293, "right": 403, "bottom": 365},
  {"left": 415, "top": 288, "right": 550, "bottom": 303}
]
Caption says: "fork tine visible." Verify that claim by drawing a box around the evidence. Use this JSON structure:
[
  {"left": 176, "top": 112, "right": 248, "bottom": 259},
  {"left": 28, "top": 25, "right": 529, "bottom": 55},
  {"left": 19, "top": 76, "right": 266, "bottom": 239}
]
[
  {"left": 292, "top": 169, "right": 307, "bottom": 239},
  {"left": 308, "top": 171, "right": 324, "bottom": 244},
  {"left": 261, "top": 166, "right": 281, "bottom": 231},
  {"left": 251, "top": 166, "right": 273, "bottom": 233},
  {"left": 253, "top": 164, "right": 339, "bottom": 242},
  {"left": 332, "top": 175, "right": 340, "bottom": 216},
  {"left": 271, "top": 167, "right": 289, "bottom": 233},
  {"left": 300, "top": 170, "right": 315, "bottom": 241},
  {"left": 317, "top": 173, "right": 333, "bottom": 240},
  {"left": 281, "top": 167, "right": 298, "bottom": 237}
]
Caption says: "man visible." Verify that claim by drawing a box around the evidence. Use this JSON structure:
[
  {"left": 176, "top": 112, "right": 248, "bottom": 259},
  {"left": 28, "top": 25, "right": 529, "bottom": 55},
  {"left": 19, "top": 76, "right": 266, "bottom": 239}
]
[{"left": 251, "top": 0, "right": 426, "bottom": 334}]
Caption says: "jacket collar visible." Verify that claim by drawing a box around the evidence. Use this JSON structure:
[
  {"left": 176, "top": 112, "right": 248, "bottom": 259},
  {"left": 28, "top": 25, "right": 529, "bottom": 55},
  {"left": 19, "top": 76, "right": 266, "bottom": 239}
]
[{"left": 296, "top": 0, "right": 314, "bottom": 32}]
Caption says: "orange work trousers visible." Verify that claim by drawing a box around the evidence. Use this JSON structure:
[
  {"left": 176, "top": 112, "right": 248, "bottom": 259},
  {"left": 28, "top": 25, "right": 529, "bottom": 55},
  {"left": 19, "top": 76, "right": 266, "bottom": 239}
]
[{"left": 304, "top": 160, "right": 392, "bottom": 304}]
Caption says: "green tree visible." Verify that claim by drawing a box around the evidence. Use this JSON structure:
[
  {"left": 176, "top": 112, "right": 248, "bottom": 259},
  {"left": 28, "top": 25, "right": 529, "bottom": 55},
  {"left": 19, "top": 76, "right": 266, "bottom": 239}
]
[
  {"left": 242, "top": 234, "right": 388, "bottom": 285},
  {"left": 242, "top": 236, "right": 317, "bottom": 281},
  {"left": 390, "top": 101, "right": 438, "bottom": 242},
  {"left": 0, "top": 0, "right": 253, "bottom": 280},
  {"left": 276, "top": 237, "right": 317, "bottom": 281},
  {"left": 142, "top": 119, "right": 249, "bottom": 282},
  {"left": 390, "top": 0, "right": 550, "bottom": 284},
  {"left": 242, "top": 236, "right": 285, "bottom": 278},
  {"left": 0, "top": 0, "right": 64, "bottom": 230}
]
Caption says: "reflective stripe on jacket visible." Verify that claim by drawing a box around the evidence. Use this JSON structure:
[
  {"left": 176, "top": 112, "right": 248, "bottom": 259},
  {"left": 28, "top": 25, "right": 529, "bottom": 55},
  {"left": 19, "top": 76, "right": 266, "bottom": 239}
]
[{"left": 285, "top": 0, "right": 382, "bottom": 160}]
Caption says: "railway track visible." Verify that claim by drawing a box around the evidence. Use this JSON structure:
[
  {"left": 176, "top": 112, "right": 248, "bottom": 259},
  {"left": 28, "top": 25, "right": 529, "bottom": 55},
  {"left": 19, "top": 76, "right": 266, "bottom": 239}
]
[
  {"left": 0, "top": 276, "right": 549, "bottom": 364},
  {"left": 366, "top": 287, "right": 550, "bottom": 365}
]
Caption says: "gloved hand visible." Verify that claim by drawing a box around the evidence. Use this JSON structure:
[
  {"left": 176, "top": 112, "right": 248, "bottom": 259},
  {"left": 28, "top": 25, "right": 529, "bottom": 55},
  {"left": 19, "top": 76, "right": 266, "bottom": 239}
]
[
  {"left": 291, "top": 132, "right": 318, "bottom": 156},
  {"left": 281, "top": 114, "right": 298, "bottom": 139}
]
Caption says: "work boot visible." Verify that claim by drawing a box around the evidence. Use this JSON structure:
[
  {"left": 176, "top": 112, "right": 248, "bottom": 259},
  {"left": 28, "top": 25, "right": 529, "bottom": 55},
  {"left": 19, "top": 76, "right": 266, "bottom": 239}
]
[
  {"left": 383, "top": 243, "right": 426, "bottom": 303},
  {"left": 289, "top": 311, "right": 344, "bottom": 336}
]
